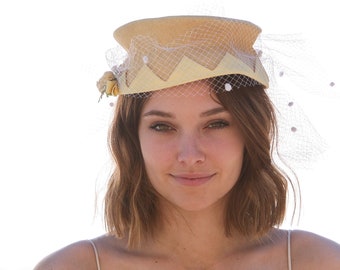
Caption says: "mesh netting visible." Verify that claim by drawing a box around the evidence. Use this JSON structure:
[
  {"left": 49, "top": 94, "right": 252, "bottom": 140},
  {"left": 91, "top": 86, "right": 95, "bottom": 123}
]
[{"left": 96, "top": 15, "right": 332, "bottom": 170}]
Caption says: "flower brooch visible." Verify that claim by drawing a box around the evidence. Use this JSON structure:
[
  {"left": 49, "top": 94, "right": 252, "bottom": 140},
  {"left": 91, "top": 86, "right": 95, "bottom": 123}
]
[{"left": 97, "top": 71, "right": 119, "bottom": 101}]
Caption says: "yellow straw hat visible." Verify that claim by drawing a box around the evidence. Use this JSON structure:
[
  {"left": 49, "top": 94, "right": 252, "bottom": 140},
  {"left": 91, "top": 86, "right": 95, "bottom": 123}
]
[{"left": 98, "top": 15, "right": 269, "bottom": 96}]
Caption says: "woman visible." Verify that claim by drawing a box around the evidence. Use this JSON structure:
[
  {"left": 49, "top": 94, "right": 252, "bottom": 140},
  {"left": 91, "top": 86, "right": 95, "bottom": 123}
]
[{"left": 35, "top": 16, "right": 340, "bottom": 269}]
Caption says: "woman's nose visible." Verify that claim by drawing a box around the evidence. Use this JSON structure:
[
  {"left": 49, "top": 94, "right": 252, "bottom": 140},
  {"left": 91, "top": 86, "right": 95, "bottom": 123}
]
[{"left": 177, "top": 133, "right": 205, "bottom": 165}]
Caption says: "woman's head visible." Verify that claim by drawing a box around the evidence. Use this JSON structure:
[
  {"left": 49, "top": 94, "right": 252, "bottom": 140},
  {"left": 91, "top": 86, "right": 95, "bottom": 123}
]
[
  {"left": 97, "top": 14, "right": 294, "bottom": 248},
  {"left": 104, "top": 75, "right": 288, "bottom": 247}
]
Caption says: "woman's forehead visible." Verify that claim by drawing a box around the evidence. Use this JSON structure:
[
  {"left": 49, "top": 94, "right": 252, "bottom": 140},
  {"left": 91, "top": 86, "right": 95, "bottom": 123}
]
[{"left": 142, "top": 81, "right": 224, "bottom": 113}]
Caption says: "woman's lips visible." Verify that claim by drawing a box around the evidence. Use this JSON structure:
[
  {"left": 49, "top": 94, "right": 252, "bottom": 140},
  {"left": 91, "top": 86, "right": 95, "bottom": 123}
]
[{"left": 170, "top": 173, "right": 215, "bottom": 186}]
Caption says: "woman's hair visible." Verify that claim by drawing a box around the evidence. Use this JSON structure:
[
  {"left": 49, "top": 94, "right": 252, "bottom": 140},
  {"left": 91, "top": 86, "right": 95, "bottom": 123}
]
[{"left": 104, "top": 75, "right": 294, "bottom": 248}]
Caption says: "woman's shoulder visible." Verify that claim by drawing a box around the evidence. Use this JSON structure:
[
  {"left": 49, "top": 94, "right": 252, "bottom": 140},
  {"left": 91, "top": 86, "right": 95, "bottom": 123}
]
[
  {"left": 33, "top": 238, "right": 103, "bottom": 270},
  {"left": 33, "top": 234, "right": 127, "bottom": 270},
  {"left": 291, "top": 230, "right": 340, "bottom": 269}
]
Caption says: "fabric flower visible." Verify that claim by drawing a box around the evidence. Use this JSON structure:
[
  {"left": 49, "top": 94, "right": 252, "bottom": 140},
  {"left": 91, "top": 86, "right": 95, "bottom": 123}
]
[{"left": 97, "top": 71, "right": 119, "bottom": 101}]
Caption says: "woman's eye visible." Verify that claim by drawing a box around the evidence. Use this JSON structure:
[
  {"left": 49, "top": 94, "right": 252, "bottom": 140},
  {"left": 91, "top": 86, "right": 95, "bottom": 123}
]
[
  {"left": 149, "top": 123, "right": 174, "bottom": 132},
  {"left": 206, "top": 120, "right": 229, "bottom": 129}
]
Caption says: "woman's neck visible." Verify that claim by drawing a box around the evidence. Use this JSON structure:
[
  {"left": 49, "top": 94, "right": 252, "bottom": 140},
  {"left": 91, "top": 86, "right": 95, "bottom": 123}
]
[{"left": 145, "top": 199, "right": 251, "bottom": 267}]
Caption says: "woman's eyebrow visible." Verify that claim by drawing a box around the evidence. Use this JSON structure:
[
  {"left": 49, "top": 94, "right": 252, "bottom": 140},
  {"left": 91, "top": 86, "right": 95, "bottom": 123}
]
[
  {"left": 200, "top": 107, "right": 228, "bottom": 117},
  {"left": 142, "top": 107, "right": 228, "bottom": 118},
  {"left": 142, "top": 110, "right": 174, "bottom": 118}
]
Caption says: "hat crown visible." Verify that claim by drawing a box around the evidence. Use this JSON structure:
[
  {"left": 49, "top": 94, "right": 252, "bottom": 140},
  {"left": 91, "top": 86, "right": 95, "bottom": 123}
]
[
  {"left": 111, "top": 16, "right": 268, "bottom": 95},
  {"left": 114, "top": 16, "right": 261, "bottom": 50}
]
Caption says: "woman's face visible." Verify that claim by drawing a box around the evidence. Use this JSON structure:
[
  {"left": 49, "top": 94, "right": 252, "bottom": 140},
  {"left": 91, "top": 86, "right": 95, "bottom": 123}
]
[{"left": 138, "top": 81, "right": 244, "bottom": 212}]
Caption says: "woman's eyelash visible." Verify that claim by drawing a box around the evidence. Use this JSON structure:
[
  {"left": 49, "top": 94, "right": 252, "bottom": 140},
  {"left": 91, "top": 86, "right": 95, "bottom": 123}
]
[
  {"left": 206, "top": 120, "right": 230, "bottom": 129},
  {"left": 149, "top": 123, "right": 174, "bottom": 132},
  {"left": 149, "top": 120, "right": 230, "bottom": 132}
]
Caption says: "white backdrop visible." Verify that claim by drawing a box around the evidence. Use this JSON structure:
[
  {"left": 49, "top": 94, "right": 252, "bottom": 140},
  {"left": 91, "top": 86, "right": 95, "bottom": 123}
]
[{"left": 0, "top": 0, "right": 339, "bottom": 269}]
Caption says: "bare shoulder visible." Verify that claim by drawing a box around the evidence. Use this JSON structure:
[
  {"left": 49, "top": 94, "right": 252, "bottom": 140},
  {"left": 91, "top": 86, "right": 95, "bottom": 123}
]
[
  {"left": 292, "top": 230, "right": 340, "bottom": 269},
  {"left": 33, "top": 239, "right": 99, "bottom": 270}
]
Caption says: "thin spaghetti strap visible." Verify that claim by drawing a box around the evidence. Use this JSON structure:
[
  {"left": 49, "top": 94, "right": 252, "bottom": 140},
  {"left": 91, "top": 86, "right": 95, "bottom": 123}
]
[
  {"left": 287, "top": 230, "right": 292, "bottom": 270},
  {"left": 89, "top": 239, "right": 101, "bottom": 270}
]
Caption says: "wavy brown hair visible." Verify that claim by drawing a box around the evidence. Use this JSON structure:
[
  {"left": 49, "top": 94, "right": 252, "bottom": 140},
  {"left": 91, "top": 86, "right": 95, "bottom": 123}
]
[{"left": 104, "top": 75, "right": 295, "bottom": 248}]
